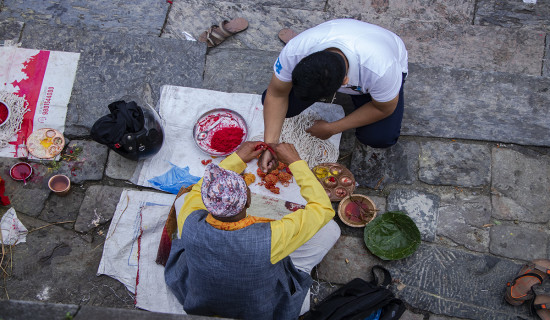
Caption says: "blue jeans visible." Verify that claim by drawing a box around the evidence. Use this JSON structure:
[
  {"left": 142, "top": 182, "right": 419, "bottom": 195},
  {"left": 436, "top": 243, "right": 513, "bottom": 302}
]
[{"left": 261, "top": 73, "right": 406, "bottom": 148}]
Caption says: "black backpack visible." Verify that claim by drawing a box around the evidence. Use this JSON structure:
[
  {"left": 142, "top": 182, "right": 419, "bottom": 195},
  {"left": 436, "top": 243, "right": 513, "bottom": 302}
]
[{"left": 304, "top": 266, "right": 405, "bottom": 320}]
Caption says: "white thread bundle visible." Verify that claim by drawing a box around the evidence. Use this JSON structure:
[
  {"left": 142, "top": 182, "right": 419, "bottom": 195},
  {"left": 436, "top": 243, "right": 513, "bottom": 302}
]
[
  {"left": 279, "top": 113, "right": 338, "bottom": 168},
  {"left": 0, "top": 91, "right": 30, "bottom": 148},
  {"left": 254, "top": 112, "right": 338, "bottom": 168}
]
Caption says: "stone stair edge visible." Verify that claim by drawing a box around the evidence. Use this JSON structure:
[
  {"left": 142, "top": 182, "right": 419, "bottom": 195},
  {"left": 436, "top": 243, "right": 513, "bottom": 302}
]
[
  {"left": 206, "top": 46, "right": 550, "bottom": 80},
  {"left": 0, "top": 299, "right": 227, "bottom": 319},
  {"left": 4, "top": 18, "right": 545, "bottom": 78}
]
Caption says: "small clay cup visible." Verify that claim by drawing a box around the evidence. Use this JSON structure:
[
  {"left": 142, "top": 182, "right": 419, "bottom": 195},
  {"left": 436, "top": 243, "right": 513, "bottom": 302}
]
[{"left": 48, "top": 174, "right": 71, "bottom": 196}]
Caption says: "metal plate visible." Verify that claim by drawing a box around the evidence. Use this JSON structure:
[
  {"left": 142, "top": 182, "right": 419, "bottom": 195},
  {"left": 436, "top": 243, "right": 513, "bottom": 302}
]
[
  {"left": 0, "top": 100, "right": 10, "bottom": 127},
  {"left": 26, "top": 128, "right": 65, "bottom": 159},
  {"left": 192, "top": 108, "right": 248, "bottom": 156}
]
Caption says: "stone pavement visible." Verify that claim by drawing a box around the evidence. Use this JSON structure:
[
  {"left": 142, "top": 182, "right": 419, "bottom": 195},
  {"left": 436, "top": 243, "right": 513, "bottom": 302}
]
[{"left": 0, "top": 0, "right": 549, "bottom": 319}]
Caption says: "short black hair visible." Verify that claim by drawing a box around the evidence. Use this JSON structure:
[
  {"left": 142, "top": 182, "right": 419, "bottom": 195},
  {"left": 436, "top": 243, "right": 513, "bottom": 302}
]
[{"left": 291, "top": 51, "right": 346, "bottom": 103}]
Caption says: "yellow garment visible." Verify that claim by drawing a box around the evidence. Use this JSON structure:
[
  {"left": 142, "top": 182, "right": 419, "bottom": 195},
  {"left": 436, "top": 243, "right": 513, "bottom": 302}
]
[{"left": 176, "top": 152, "right": 335, "bottom": 265}]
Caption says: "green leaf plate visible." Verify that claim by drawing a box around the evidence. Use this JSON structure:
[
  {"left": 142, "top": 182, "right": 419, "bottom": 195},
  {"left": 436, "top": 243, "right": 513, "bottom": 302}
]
[{"left": 363, "top": 211, "right": 421, "bottom": 260}]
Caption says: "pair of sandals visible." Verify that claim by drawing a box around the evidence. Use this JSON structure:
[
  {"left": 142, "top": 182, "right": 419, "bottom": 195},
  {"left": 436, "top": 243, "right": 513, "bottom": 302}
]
[
  {"left": 197, "top": 18, "right": 299, "bottom": 48},
  {"left": 506, "top": 259, "right": 550, "bottom": 319},
  {"left": 198, "top": 18, "right": 249, "bottom": 48}
]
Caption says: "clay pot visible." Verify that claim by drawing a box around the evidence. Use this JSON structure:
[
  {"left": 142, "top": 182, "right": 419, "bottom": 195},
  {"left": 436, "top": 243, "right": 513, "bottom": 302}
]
[{"left": 48, "top": 174, "right": 71, "bottom": 196}]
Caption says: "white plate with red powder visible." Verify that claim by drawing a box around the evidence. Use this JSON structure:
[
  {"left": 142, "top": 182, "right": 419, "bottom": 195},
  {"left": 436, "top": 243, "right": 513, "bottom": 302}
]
[
  {"left": 193, "top": 108, "right": 248, "bottom": 156},
  {"left": 0, "top": 101, "right": 10, "bottom": 127}
]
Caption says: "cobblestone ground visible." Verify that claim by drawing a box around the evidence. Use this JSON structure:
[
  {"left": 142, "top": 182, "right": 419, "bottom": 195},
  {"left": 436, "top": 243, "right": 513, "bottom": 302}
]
[{"left": 0, "top": 0, "right": 549, "bottom": 319}]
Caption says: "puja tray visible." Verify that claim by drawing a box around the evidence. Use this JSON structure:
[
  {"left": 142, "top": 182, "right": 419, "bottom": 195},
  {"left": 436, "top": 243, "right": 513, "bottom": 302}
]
[{"left": 312, "top": 162, "right": 355, "bottom": 202}]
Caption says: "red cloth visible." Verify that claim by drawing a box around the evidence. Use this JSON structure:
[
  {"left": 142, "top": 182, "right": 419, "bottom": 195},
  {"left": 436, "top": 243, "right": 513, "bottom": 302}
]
[
  {"left": 156, "top": 185, "right": 193, "bottom": 266},
  {"left": 0, "top": 177, "right": 11, "bottom": 206}
]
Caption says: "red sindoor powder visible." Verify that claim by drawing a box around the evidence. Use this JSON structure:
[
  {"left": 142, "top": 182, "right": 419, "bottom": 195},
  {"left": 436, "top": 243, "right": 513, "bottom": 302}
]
[
  {"left": 344, "top": 201, "right": 369, "bottom": 223},
  {"left": 210, "top": 127, "right": 245, "bottom": 153}
]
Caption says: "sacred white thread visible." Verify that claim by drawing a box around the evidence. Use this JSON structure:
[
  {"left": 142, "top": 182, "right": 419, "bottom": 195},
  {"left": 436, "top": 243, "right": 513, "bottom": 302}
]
[
  {"left": 280, "top": 112, "right": 338, "bottom": 168},
  {"left": 0, "top": 91, "right": 30, "bottom": 148},
  {"left": 254, "top": 112, "right": 338, "bottom": 168}
]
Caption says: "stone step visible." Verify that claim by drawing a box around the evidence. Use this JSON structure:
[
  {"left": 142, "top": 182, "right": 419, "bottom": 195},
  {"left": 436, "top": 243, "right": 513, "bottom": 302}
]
[
  {"left": 173, "top": 0, "right": 548, "bottom": 33},
  {"left": 0, "top": 0, "right": 170, "bottom": 36},
  {"left": 3, "top": 1, "right": 547, "bottom": 76},
  {"left": 347, "top": 138, "right": 550, "bottom": 259},
  {"left": 389, "top": 21, "right": 546, "bottom": 77},
  {"left": 202, "top": 49, "right": 550, "bottom": 147},
  {"left": 0, "top": 21, "right": 23, "bottom": 45},
  {"left": 475, "top": 0, "right": 550, "bottom": 32},
  {"left": 164, "top": 0, "right": 545, "bottom": 76},
  {"left": 6, "top": 23, "right": 206, "bottom": 136},
  {"left": 315, "top": 237, "right": 529, "bottom": 320},
  {"left": 325, "top": 0, "right": 475, "bottom": 25},
  {"left": 404, "top": 63, "right": 550, "bottom": 147},
  {"left": 0, "top": 299, "right": 224, "bottom": 319},
  {"left": 2, "top": 213, "right": 134, "bottom": 307}
]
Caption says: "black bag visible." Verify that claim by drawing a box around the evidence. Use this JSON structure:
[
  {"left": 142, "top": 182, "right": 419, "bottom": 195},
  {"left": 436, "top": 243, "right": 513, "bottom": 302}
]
[
  {"left": 304, "top": 266, "right": 405, "bottom": 320},
  {"left": 90, "top": 100, "right": 164, "bottom": 161}
]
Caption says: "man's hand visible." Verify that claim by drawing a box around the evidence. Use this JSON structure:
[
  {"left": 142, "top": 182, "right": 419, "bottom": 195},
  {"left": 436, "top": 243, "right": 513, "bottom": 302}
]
[
  {"left": 258, "top": 146, "right": 279, "bottom": 173},
  {"left": 236, "top": 141, "right": 265, "bottom": 163},
  {"left": 274, "top": 143, "right": 301, "bottom": 165},
  {"left": 305, "top": 120, "right": 334, "bottom": 140}
]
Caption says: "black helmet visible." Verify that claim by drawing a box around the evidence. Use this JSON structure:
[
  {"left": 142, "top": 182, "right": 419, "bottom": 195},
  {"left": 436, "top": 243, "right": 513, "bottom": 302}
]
[{"left": 91, "top": 100, "right": 164, "bottom": 161}]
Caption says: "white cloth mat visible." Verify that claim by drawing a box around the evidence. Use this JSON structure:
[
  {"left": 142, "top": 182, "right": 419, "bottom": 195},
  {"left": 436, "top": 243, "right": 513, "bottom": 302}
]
[
  {"left": 132, "top": 86, "right": 344, "bottom": 205},
  {"left": 99, "top": 188, "right": 302, "bottom": 314},
  {"left": 0, "top": 47, "right": 79, "bottom": 158},
  {"left": 97, "top": 189, "right": 184, "bottom": 314}
]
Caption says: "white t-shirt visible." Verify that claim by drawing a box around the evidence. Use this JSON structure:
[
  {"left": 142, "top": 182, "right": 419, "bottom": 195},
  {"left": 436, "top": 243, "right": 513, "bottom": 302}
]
[{"left": 274, "top": 19, "right": 408, "bottom": 102}]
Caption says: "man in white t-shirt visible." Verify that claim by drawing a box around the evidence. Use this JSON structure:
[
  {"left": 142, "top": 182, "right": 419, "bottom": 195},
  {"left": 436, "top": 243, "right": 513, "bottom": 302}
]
[{"left": 259, "top": 19, "right": 408, "bottom": 173}]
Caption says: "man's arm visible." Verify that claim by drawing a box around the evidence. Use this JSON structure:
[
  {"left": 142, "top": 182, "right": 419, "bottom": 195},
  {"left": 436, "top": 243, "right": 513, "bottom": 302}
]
[
  {"left": 264, "top": 74, "right": 293, "bottom": 143},
  {"left": 268, "top": 144, "right": 335, "bottom": 264},
  {"left": 259, "top": 74, "right": 293, "bottom": 172},
  {"left": 305, "top": 94, "right": 399, "bottom": 140}
]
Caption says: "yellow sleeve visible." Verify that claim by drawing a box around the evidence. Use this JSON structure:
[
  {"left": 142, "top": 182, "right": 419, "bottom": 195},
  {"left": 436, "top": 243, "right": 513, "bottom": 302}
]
[
  {"left": 269, "top": 160, "right": 335, "bottom": 264},
  {"left": 177, "top": 153, "right": 247, "bottom": 237}
]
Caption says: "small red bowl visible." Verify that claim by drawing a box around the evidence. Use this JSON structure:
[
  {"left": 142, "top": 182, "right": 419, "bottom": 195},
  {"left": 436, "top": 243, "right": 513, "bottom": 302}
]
[
  {"left": 0, "top": 101, "right": 10, "bottom": 127},
  {"left": 10, "top": 162, "right": 33, "bottom": 181}
]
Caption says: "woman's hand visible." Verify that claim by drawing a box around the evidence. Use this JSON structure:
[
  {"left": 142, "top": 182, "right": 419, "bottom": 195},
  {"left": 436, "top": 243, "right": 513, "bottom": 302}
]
[{"left": 305, "top": 120, "right": 334, "bottom": 140}]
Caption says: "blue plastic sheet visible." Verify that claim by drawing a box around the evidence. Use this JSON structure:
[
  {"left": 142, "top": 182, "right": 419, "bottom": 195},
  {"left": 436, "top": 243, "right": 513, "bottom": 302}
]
[{"left": 148, "top": 163, "right": 200, "bottom": 194}]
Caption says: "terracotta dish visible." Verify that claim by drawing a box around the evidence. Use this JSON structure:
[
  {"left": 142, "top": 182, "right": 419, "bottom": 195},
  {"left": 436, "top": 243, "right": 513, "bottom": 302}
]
[
  {"left": 48, "top": 174, "right": 71, "bottom": 196},
  {"left": 338, "top": 194, "right": 377, "bottom": 227}
]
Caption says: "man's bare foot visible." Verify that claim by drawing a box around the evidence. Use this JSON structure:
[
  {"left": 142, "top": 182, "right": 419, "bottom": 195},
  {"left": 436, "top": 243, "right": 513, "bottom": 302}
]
[{"left": 278, "top": 28, "right": 298, "bottom": 44}]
